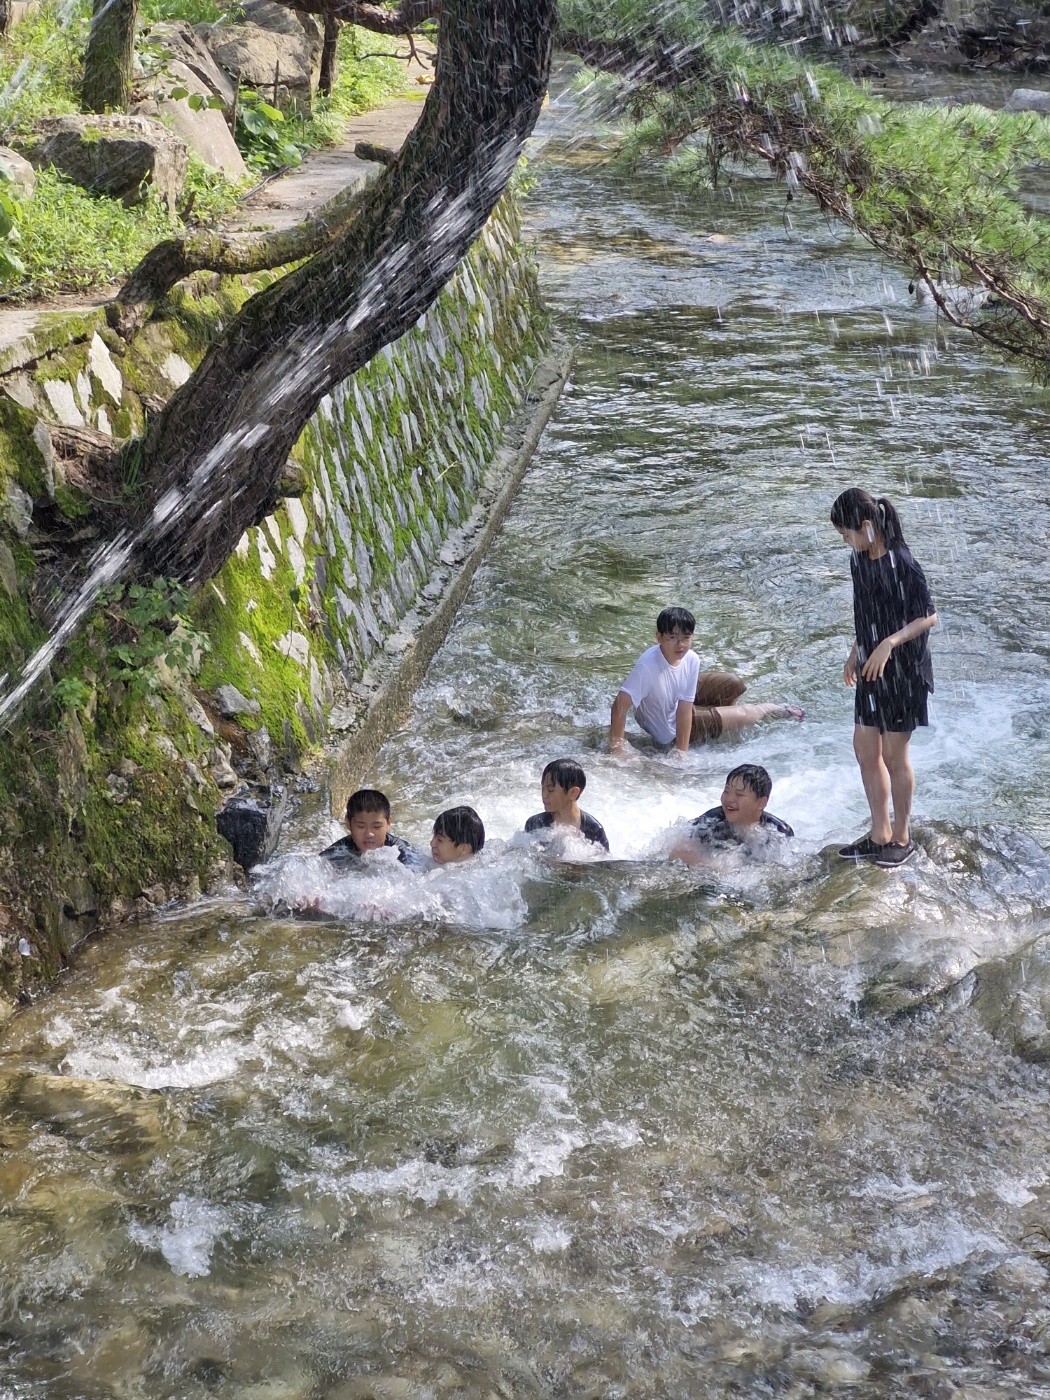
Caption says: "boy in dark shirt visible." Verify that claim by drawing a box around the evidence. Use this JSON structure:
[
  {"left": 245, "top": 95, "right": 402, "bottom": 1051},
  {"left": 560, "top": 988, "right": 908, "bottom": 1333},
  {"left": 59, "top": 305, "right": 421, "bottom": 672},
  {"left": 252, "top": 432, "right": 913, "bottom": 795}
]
[
  {"left": 524, "top": 758, "right": 610, "bottom": 852},
  {"left": 670, "top": 764, "right": 792, "bottom": 866},
  {"left": 321, "top": 789, "right": 413, "bottom": 864}
]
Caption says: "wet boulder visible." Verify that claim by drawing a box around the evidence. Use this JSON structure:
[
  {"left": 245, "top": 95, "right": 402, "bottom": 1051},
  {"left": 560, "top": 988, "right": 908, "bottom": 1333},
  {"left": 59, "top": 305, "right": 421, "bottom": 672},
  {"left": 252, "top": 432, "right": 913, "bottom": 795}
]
[
  {"left": 13, "top": 115, "right": 188, "bottom": 213},
  {"left": 1006, "top": 87, "right": 1050, "bottom": 112},
  {"left": 216, "top": 785, "right": 289, "bottom": 871},
  {"left": 971, "top": 931, "right": 1050, "bottom": 1062}
]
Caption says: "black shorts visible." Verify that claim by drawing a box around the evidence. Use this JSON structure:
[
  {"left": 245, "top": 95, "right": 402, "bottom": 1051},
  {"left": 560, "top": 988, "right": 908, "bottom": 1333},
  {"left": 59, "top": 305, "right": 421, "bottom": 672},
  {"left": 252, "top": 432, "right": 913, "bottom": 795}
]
[{"left": 855, "top": 675, "right": 929, "bottom": 733}]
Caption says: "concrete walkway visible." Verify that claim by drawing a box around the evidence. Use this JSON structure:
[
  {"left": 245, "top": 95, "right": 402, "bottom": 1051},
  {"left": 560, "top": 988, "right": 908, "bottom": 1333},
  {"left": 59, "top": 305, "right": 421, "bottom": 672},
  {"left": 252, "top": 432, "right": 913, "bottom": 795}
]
[
  {"left": 224, "top": 92, "right": 427, "bottom": 234},
  {"left": 0, "top": 83, "right": 431, "bottom": 369}
]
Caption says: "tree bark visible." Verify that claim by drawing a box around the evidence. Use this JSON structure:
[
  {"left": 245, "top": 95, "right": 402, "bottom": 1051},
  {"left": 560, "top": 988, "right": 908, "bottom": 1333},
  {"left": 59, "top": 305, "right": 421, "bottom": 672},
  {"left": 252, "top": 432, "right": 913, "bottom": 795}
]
[
  {"left": 319, "top": 12, "right": 340, "bottom": 96},
  {"left": 123, "top": 0, "right": 553, "bottom": 587},
  {"left": 82, "top": 0, "right": 139, "bottom": 114}
]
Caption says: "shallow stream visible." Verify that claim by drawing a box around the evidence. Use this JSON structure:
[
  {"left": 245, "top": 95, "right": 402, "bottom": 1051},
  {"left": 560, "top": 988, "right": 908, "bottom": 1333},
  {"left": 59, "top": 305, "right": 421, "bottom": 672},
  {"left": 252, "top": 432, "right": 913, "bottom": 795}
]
[{"left": 5, "top": 84, "right": 1050, "bottom": 1399}]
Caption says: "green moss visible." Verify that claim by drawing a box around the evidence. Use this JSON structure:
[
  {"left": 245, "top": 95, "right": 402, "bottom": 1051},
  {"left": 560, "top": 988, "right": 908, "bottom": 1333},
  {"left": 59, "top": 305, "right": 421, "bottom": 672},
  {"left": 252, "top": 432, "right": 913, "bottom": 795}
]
[{"left": 0, "top": 397, "right": 51, "bottom": 497}]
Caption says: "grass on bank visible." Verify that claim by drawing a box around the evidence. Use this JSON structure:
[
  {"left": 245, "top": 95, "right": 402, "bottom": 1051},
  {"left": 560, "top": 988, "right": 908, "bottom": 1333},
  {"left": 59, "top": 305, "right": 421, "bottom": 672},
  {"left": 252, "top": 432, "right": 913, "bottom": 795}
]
[{"left": 0, "top": 6, "right": 412, "bottom": 299}]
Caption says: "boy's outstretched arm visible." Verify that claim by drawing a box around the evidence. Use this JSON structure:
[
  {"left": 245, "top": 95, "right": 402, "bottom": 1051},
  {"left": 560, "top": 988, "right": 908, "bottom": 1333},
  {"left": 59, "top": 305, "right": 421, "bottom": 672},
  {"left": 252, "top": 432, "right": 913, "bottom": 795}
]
[
  {"left": 675, "top": 699, "right": 692, "bottom": 754},
  {"left": 610, "top": 690, "right": 632, "bottom": 752}
]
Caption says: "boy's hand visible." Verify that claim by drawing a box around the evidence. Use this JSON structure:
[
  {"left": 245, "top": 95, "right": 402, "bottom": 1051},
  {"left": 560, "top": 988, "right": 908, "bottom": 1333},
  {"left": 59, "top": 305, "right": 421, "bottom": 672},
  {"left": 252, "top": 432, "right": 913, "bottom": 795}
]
[{"left": 861, "top": 638, "right": 894, "bottom": 682}]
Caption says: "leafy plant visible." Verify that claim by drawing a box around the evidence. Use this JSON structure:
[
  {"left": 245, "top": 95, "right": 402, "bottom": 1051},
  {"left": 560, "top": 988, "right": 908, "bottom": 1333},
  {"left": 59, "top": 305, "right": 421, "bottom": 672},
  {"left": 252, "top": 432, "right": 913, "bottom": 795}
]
[
  {"left": 51, "top": 675, "right": 93, "bottom": 715},
  {"left": 168, "top": 85, "right": 225, "bottom": 113},
  {"left": 13, "top": 167, "right": 180, "bottom": 298},
  {"left": 100, "top": 577, "right": 211, "bottom": 698},
  {"left": 0, "top": 164, "right": 25, "bottom": 282},
  {"left": 235, "top": 90, "right": 304, "bottom": 172}
]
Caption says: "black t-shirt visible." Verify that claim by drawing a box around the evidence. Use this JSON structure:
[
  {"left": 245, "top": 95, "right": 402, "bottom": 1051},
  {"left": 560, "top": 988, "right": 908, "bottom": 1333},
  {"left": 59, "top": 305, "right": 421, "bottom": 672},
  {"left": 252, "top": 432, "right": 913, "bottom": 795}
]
[
  {"left": 320, "top": 832, "right": 414, "bottom": 864},
  {"left": 690, "top": 806, "right": 794, "bottom": 844},
  {"left": 851, "top": 545, "right": 935, "bottom": 691},
  {"left": 525, "top": 810, "right": 610, "bottom": 851}
]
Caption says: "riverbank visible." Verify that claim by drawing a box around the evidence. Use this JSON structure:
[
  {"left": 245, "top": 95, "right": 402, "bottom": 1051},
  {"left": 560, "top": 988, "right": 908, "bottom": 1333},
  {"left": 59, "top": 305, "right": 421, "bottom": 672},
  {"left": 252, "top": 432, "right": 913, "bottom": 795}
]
[{"left": 0, "top": 71, "right": 562, "bottom": 1011}]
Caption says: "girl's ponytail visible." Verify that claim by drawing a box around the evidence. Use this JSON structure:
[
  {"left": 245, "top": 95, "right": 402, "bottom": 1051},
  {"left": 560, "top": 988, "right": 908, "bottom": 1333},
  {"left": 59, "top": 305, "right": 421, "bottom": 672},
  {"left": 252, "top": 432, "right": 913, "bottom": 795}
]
[
  {"left": 876, "top": 497, "right": 906, "bottom": 549},
  {"left": 830, "top": 487, "right": 908, "bottom": 549}
]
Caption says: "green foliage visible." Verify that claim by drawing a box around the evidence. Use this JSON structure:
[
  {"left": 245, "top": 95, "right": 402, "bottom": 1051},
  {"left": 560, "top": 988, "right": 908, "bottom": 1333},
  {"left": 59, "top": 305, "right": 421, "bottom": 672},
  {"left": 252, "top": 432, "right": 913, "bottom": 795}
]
[
  {"left": 235, "top": 89, "right": 304, "bottom": 172},
  {"left": 181, "top": 152, "right": 248, "bottom": 225},
  {"left": 0, "top": 0, "right": 86, "bottom": 136},
  {"left": 99, "top": 576, "right": 210, "bottom": 698},
  {"left": 51, "top": 675, "right": 93, "bottom": 714},
  {"left": 139, "top": 0, "right": 225, "bottom": 22},
  {"left": 0, "top": 164, "right": 25, "bottom": 280},
  {"left": 9, "top": 168, "right": 179, "bottom": 296},
  {"left": 566, "top": 3, "right": 1050, "bottom": 377}
]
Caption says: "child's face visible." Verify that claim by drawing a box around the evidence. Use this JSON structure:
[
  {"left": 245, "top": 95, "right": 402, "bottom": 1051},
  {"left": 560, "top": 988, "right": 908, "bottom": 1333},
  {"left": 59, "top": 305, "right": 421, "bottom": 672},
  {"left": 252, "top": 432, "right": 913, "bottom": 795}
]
[
  {"left": 430, "top": 831, "right": 473, "bottom": 864},
  {"left": 720, "top": 778, "right": 767, "bottom": 828},
  {"left": 657, "top": 628, "right": 694, "bottom": 666},
  {"left": 541, "top": 775, "right": 580, "bottom": 817},
  {"left": 836, "top": 523, "right": 873, "bottom": 552},
  {"left": 348, "top": 810, "right": 392, "bottom": 852}
]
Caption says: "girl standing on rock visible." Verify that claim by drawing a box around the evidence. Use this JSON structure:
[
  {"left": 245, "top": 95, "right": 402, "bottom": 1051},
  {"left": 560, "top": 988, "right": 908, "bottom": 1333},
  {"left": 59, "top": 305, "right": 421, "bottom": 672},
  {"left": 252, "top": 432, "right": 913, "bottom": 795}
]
[{"left": 830, "top": 488, "right": 937, "bottom": 867}]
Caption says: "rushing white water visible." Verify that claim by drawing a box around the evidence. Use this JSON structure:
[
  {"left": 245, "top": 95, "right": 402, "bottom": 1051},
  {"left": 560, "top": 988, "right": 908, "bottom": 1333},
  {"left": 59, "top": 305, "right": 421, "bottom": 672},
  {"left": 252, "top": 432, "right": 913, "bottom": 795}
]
[{"left": 4, "top": 80, "right": 1050, "bottom": 1400}]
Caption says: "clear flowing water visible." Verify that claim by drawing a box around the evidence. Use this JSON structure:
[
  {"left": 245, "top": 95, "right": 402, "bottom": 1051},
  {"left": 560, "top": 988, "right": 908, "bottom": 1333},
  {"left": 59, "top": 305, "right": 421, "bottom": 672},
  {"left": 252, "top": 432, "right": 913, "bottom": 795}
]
[{"left": 6, "top": 93, "right": 1050, "bottom": 1399}]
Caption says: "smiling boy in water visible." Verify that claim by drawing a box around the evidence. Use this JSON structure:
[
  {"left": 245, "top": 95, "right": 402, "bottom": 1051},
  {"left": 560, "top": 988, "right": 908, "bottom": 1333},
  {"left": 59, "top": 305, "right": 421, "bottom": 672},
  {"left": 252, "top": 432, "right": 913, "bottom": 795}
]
[
  {"left": 524, "top": 758, "right": 610, "bottom": 851},
  {"left": 670, "top": 764, "right": 793, "bottom": 865},
  {"left": 321, "top": 789, "right": 414, "bottom": 864},
  {"left": 609, "top": 607, "right": 802, "bottom": 756}
]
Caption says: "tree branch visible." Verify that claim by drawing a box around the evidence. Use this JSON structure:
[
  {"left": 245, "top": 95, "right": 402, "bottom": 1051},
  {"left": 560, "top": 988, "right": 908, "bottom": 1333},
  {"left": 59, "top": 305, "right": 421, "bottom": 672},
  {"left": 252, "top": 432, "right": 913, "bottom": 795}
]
[
  {"left": 108, "top": 183, "right": 366, "bottom": 341},
  {"left": 555, "top": 27, "right": 713, "bottom": 89},
  {"left": 274, "top": 0, "right": 440, "bottom": 33}
]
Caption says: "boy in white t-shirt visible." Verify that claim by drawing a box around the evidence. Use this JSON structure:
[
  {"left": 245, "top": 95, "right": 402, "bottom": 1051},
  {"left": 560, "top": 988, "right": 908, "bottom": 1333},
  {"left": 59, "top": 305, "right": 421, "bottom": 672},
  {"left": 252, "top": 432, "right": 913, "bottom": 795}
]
[{"left": 609, "top": 607, "right": 803, "bottom": 755}]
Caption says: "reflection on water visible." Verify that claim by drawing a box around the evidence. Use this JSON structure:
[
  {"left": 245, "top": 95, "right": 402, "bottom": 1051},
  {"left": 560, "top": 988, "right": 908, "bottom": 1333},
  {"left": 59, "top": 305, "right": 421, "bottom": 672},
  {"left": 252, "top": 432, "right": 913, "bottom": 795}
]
[{"left": 5, "top": 91, "right": 1050, "bottom": 1399}]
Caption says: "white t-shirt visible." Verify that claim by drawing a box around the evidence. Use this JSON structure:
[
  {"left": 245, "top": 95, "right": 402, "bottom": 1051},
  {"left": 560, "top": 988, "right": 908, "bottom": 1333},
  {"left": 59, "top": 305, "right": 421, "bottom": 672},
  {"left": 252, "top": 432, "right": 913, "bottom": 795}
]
[{"left": 619, "top": 645, "right": 701, "bottom": 745}]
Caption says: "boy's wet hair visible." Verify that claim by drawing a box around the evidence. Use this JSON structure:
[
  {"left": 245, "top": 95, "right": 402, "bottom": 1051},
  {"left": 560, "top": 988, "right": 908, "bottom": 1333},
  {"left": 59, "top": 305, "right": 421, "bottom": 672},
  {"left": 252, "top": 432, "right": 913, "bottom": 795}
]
[
  {"left": 829, "top": 488, "right": 906, "bottom": 549},
  {"left": 542, "top": 758, "right": 586, "bottom": 794},
  {"left": 346, "top": 789, "right": 391, "bottom": 821},
  {"left": 433, "top": 806, "right": 485, "bottom": 853},
  {"left": 656, "top": 606, "right": 695, "bottom": 636},
  {"left": 726, "top": 764, "right": 772, "bottom": 801}
]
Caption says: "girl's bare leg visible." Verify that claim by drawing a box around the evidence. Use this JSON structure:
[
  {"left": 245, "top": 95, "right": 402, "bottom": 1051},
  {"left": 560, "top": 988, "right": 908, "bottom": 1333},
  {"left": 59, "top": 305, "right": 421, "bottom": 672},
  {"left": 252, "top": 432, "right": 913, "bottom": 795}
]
[
  {"left": 854, "top": 724, "right": 892, "bottom": 844},
  {"left": 880, "top": 730, "right": 915, "bottom": 845}
]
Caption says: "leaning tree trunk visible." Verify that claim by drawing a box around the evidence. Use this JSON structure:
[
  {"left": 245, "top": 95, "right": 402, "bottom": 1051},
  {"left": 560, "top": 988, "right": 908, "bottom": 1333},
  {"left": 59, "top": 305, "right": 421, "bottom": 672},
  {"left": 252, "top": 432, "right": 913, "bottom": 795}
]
[
  {"left": 318, "top": 13, "right": 340, "bottom": 96},
  {"left": 120, "top": 0, "right": 554, "bottom": 587},
  {"left": 82, "top": 0, "right": 139, "bottom": 113}
]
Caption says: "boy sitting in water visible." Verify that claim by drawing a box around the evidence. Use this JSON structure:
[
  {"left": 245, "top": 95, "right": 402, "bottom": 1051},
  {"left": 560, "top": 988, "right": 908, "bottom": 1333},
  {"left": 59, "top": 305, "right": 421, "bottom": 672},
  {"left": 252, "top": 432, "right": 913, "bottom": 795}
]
[
  {"left": 524, "top": 758, "right": 610, "bottom": 851},
  {"left": 670, "top": 764, "right": 793, "bottom": 865},
  {"left": 610, "top": 606, "right": 803, "bottom": 756},
  {"left": 430, "top": 806, "right": 485, "bottom": 864},
  {"left": 321, "top": 788, "right": 414, "bottom": 864}
]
